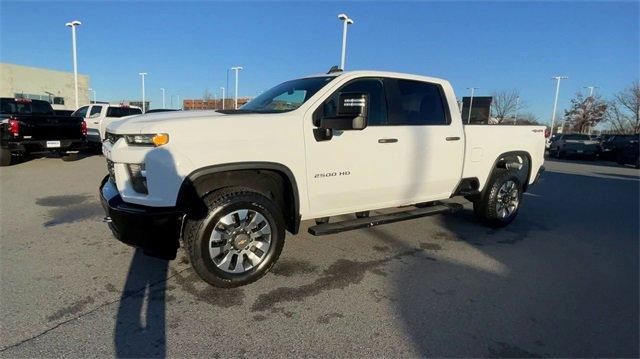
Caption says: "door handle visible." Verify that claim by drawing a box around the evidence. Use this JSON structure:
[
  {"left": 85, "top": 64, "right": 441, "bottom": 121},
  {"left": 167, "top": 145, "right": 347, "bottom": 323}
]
[
  {"left": 446, "top": 136, "right": 461, "bottom": 141},
  {"left": 378, "top": 138, "right": 398, "bottom": 143}
]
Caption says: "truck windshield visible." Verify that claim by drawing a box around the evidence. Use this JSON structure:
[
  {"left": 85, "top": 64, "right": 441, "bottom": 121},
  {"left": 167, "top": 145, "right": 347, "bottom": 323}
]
[
  {"left": 238, "top": 76, "right": 336, "bottom": 113},
  {"left": 1, "top": 99, "right": 53, "bottom": 115}
]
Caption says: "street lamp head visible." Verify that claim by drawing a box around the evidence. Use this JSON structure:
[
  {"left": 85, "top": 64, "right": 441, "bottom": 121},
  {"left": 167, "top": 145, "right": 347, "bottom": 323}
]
[
  {"left": 138, "top": 72, "right": 147, "bottom": 76},
  {"left": 65, "top": 20, "right": 81, "bottom": 27},
  {"left": 231, "top": 66, "right": 243, "bottom": 71},
  {"left": 338, "top": 13, "right": 353, "bottom": 24}
]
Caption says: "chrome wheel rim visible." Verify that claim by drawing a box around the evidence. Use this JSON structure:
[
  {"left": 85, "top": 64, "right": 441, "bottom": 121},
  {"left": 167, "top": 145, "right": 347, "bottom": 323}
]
[
  {"left": 496, "top": 180, "right": 519, "bottom": 219},
  {"left": 209, "top": 209, "right": 271, "bottom": 274}
]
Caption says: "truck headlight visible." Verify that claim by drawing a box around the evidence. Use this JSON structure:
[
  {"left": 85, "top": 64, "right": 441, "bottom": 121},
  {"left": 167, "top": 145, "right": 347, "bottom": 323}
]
[
  {"left": 127, "top": 163, "right": 148, "bottom": 194},
  {"left": 125, "top": 133, "right": 169, "bottom": 146}
]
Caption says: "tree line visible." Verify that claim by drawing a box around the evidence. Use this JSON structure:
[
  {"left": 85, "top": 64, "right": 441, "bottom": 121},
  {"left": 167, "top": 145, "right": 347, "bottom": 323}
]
[{"left": 489, "top": 80, "right": 639, "bottom": 134}]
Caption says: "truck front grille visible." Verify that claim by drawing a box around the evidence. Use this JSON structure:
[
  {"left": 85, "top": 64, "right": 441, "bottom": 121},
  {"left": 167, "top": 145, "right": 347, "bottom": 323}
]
[
  {"left": 106, "top": 159, "right": 116, "bottom": 183},
  {"left": 105, "top": 132, "right": 123, "bottom": 144}
]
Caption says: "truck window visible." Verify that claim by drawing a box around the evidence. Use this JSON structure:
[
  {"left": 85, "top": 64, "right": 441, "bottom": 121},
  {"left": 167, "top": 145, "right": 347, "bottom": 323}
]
[
  {"left": 0, "top": 99, "right": 53, "bottom": 115},
  {"left": 89, "top": 106, "right": 102, "bottom": 117},
  {"left": 72, "top": 106, "right": 89, "bottom": 118},
  {"left": 107, "top": 107, "right": 141, "bottom": 118},
  {"left": 384, "top": 78, "right": 449, "bottom": 126},
  {"left": 241, "top": 76, "right": 335, "bottom": 113},
  {"left": 319, "top": 78, "right": 387, "bottom": 126}
]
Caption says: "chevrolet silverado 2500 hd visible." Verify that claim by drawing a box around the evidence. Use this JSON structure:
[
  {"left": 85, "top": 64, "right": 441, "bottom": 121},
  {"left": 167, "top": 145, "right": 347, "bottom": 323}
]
[{"left": 100, "top": 70, "right": 545, "bottom": 287}]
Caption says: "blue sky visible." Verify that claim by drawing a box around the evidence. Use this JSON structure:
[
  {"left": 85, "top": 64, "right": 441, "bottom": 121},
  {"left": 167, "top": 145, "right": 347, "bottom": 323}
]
[{"left": 1, "top": 1, "right": 638, "bottom": 124}]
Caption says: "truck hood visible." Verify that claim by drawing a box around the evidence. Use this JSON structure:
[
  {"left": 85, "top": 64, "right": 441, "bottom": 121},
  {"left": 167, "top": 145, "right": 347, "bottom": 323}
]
[{"left": 107, "top": 110, "right": 228, "bottom": 134}]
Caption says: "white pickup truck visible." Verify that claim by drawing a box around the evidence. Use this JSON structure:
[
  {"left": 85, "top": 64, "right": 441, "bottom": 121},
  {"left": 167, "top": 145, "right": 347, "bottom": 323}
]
[{"left": 100, "top": 69, "right": 545, "bottom": 287}]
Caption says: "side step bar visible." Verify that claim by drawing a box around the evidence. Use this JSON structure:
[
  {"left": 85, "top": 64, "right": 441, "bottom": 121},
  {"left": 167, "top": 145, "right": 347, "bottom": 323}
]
[{"left": 308, "top": 202, "right": 463, "bottom": 236}]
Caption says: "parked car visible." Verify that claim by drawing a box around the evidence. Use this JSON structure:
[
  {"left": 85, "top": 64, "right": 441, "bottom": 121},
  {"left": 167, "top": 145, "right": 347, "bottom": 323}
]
[
  {"left": 54, "top": 109, "right": 74, "bottom": 117},
  {"left": 72, "top": 104, "right": 142, "bottom": 145},
  {"left": 100, "top": 69, "right": 546, "bottom": 287},
  {"left": 601, "top": 134, "right": 639, "bottom": 161},
  {"left": 548, "top": 133, "right": 598, "bottom": 160},
  {"left": 0, "top": 98, "right": 86, "bottom": 166},
  {"left": 616, "top": 138, "right": 639, "bottom": 168}
]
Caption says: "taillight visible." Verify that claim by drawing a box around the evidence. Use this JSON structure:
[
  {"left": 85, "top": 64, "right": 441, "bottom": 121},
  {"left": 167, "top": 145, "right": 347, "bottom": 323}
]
[
  {"left": 81, "top": 120, "right": 88, "bottom": 136},
  {"left": 8, "top": 118, "right": 19, "bottom": 136}
]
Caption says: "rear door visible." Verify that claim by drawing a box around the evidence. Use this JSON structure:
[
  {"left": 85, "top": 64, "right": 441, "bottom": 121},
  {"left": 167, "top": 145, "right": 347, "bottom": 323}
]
[{"left": 382, "top": 78, "right": 464, "bottom": 200}]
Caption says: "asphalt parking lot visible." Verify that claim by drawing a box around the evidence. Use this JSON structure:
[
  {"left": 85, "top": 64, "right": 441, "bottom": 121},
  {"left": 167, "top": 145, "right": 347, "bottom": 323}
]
[{"left": 0, "top": 153, "right": 638, "bottom": 357}]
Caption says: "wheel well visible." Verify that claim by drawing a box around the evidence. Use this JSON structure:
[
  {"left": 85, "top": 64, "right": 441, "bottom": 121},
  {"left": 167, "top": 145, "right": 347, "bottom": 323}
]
[
  {"left": 487, "top": 151, "right": 532, "bottom": 192},
  {"left": 177, "top": 165, "right": 300, "bottom": 234}
]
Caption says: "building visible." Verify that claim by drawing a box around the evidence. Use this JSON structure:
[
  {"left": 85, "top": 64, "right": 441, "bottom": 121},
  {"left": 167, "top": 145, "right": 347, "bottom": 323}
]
[
  {"left": 0, "top": 63, "right": 90, "bottom": 110},
  {"left": 183, "top": 98, "right": 250, "bottom": 111}
]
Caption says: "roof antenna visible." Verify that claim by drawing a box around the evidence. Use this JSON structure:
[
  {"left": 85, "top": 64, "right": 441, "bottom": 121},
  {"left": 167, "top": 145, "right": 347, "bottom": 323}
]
[{"left": 327, "top": 65, "right": 343, "bottom": 74}]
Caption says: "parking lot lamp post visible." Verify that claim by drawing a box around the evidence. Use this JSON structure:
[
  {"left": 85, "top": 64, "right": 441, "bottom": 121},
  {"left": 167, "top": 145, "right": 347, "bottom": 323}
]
[
  {"left": 88, "top": 88, "right": 96, "bottom": 103},
  {"left": 176, "top": 95, "right": 180, "bottom": 110},
  {"left": 139, "top": 72, "right": 147, "bottom": 113},
  {"left": 550, "top": 76, "right": 568, "bottom": 137},
  {"left": 220, "top": 87, "right": 226, "bottom": 110},
  {"left": 466, "top": 87, "right": 478, "bottom": 124},
  {"left": 514, "top": 96, "right": 520, "bottom": 124},
  {"left": 231, "top": 66, "right": 243, "bottom": 109},
  {"left": 65, "top": 20, "right": 81, "bottom": 109},
  {"left": 160, "top": 88, "right": 165, "bottom": 108},
  {"left": 337, "top": 14, "right": 354, "bottom": 70}
]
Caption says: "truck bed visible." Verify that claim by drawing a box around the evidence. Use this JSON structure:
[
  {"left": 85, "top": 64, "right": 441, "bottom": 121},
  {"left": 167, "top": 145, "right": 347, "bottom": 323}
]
[{"left": 462, "top": 125, "right": 546, "bottom": 189}]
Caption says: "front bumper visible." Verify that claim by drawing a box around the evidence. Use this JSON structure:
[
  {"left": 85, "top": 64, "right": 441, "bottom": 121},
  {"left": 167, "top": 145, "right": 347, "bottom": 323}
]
[{"left": 99, "top": 175, "right": 183, "bottom": 259}]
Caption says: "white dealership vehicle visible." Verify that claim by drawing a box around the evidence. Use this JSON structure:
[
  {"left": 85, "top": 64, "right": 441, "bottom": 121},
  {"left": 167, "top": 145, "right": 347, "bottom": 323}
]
[
  {"left": 100, "top": 69, "right": 545, "bottom": 287},
  {"left": 72, "top": 104, "right": 142, "bottom": 144}
]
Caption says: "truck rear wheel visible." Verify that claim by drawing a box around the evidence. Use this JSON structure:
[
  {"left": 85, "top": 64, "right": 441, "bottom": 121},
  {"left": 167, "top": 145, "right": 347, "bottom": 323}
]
[
  {"left": 183, "top": 187, "right": 285, "bottom": 288},
  {"left": 0, "top": 148, "right": 11, "bottom": 166},
  {"left": 473, "top": 169, "right": 522, "bottom": 228}
]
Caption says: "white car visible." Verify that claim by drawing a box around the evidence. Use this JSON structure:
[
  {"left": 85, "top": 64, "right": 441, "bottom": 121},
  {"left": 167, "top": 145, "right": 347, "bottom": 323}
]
[
  {"left": 100, "top": 69, "right": 546, "bottom": 287},
  {"left": 72, "top": 104, "right": 142, "bottom": 144}
]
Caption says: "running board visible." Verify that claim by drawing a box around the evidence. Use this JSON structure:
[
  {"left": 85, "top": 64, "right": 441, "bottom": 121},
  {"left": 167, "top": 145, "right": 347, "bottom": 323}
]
[{"left": 308, "top": 203, "right": 463, "bottom": 236}]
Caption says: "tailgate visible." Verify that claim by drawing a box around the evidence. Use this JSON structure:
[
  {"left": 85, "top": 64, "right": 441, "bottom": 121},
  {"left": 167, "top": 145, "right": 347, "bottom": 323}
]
[{"left": 16, "top": 115, "right": 84, "bottom": 140}]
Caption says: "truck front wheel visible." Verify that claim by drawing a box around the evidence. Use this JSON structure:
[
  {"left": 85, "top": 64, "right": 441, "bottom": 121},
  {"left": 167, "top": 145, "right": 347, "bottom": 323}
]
[
  {"left": 183, "top": 187, "right": 285, "bottom": 288},
  {"left": 473, "top": 169, "right": 522, "bottom": 228},
  {"left": 0, "top": 147, "right": 12, "bottom": 166}
]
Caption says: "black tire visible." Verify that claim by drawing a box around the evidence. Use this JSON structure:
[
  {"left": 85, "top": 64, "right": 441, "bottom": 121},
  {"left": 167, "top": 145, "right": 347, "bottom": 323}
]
[
  {"left": 62, "top": 153, "right": 79, "bottom": 162},
  {"left": 473, "top": 169, "right": 522, "bottom": 228},
  {"left": 183, "top": 187, "right": 285, "bottom": 288},
  {"left": 0, "top": 147, "right": 11, "bottom": 166}
]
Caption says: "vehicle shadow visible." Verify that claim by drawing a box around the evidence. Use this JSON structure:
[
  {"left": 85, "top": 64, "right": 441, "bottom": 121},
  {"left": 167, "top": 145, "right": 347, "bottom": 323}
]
[
  {"left": 385, "top": 169, "right": 639, "bottom": 357},
  {"left": 114, "top": 249, "right": 169, "bottom": 358}
]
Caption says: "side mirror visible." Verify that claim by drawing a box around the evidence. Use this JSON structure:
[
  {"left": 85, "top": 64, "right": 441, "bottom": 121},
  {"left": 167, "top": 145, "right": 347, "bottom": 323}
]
[{"left": 320, "top": 92, "right": 368, "bottom": 131}]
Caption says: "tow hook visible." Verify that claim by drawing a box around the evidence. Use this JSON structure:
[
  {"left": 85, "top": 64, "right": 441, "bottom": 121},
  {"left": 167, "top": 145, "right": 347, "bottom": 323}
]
[{"left": 102, "top": 216, "right": 112, "bottom": 223}]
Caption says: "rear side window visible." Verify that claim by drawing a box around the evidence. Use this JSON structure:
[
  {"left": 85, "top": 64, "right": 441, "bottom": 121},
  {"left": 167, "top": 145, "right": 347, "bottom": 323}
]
[
  {"left": 106, "top": 107, "right": 142, "bottom": 118},
  {"left": 89, "top": 106, "right": 102, "bottom": 117},
  {"left": 384, "top": 78, "right": 449, "bottom": 126},
  {"left": 72, "top": 106, "right": 89, "bottom": 118}
]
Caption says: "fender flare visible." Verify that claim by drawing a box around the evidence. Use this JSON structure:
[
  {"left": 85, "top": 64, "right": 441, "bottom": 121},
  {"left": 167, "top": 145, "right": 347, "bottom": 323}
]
[
  {"left": 483, "top": 151, "right": 533, "bottom": 193},
  {"left": 178, "top": 161, "right": 301, "bottom": 234}
]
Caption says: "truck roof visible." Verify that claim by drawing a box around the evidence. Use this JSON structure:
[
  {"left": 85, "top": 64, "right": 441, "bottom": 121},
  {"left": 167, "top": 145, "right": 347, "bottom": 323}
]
[{"left": 301, "top": 70, "right": 448, "bottom": 85}]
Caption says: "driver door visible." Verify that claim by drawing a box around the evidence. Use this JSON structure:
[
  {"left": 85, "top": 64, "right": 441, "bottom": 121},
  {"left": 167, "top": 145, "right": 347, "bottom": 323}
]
[{"left": 303, "top": 78, "right": 410, "bottom": 217}]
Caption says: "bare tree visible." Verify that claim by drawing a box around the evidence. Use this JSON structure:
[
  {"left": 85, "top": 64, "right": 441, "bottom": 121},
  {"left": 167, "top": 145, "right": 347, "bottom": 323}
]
[
  {"left": 563, "top": 92, "right": 607, "bottom": 133},
  {"left": 516, "top": 112, "right": 542, "bottom": 126},
  {"left": 607, "top": 80, "right": 640, "bottom": 134},
  {"left": 490, "top": 89, "right": 522, "bottom": 124}
]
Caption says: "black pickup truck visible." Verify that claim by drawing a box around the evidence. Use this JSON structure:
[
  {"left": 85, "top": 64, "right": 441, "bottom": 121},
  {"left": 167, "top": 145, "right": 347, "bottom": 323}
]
[{"left": 0, "top": 98, "right": 87, "bottom": 166}]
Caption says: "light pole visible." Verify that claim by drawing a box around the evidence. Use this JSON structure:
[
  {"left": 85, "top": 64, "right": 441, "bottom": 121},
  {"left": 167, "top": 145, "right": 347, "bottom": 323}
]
[
  {"left": 138, "top": 72, "right": 147, "bottom": 113},
  {"left": 220, "top": 87, "right": 226, "bottom": 110},
  {"left": 550, "top": 76, "right": 568, "bottom": 137},
  {"left": 231, "top": 66, "right": 243, "bottom": 109},
  {"left": 176, "top": 95, "right": 180, "bottom": 110},
  {"left": 88, "top": 88, "right": 96, "bottom": 103},
  {"left": 514, "top": 96, "right": 520, "bottom": 124},
  {"left": 65, "top": 20, "right": 81, "bottom": 109},
  {"left": 337, "top": 13, "right": 354, "bottom": 70},
  {"left": 466, "top": 87, "right": 478, "bottom": 124},
  {"left": 584, "top": 86, "right": 598, "bottom": 97},
  {"left": 160, "top": 88, "right": 166, "bottom": 108}
]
